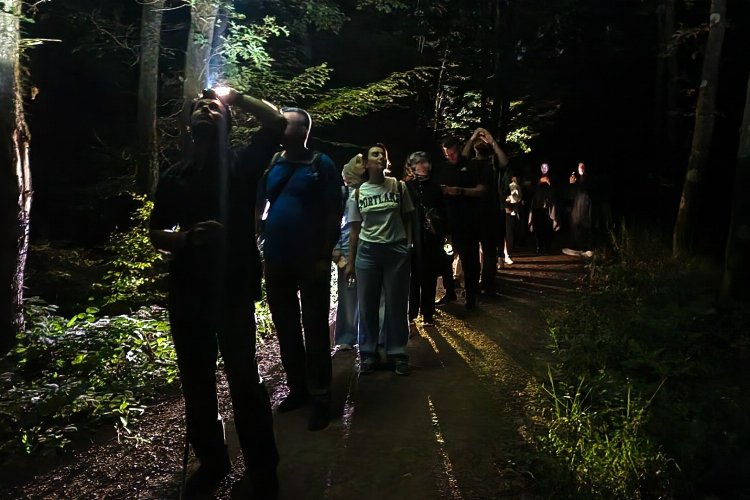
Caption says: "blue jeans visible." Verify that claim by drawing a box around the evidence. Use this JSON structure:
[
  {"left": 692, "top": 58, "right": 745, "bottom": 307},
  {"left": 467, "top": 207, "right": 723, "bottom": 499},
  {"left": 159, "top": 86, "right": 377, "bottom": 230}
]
[
  {"left": 355, "top": 241, "right": 411, "bottom": 358},
  {"left": 334, "top": 267, "right": 388, "bottom": 347},
  {"left": 334, "top": 266, "right": 358, "bottom": 346}
]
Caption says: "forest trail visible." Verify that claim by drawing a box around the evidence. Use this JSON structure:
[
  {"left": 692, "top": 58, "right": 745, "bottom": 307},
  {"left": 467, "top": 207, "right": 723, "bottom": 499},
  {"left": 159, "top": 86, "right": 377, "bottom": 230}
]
[{"left": 5, "top": 252, "right": 587, "bottom": 500}]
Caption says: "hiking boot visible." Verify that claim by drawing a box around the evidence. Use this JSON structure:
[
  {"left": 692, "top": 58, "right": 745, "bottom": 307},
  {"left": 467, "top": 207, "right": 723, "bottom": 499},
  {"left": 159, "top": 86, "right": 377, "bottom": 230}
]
[
  {"left": 359, "top": 356, "right": 377, "bottom": 374},
  {"left": 185, "top": 453, "right": 231, "bottom": 497},
  {"left": 435, "top": 292, "right": 457, "bottom": 306},
  {"left": 393, "top": 357, "right": 410, "bottom": 376},
  {"left": 277, "top": 391, "right": 308, "bottom": 413},
  {"left": 307, "top": 396, "right": 331, "bottom": 431}
]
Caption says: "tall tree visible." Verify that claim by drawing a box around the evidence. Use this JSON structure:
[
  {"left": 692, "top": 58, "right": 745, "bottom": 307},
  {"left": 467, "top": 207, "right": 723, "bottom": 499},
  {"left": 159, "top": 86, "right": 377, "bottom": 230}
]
[
  {"left": 673, "top": 0, "right": 726, "bottom": 257},
  {"left": 0, "top": 1, "right": 32, "bottom": 351},
  {"left": 721, "top": 69, "right": 750, "bottom": 301},
  {"left": 654, "top": 0, "right": 678, "bottom": 151},
  {"left": 136, "top": 0, "right": 164, "bottom": 197},
  {"left": 180, "top": 0, "right": 220, "bottom": 152}
]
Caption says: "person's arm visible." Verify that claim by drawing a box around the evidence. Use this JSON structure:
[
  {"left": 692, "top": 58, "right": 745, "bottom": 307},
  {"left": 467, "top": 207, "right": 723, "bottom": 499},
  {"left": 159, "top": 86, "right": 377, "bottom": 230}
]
[
  {"left": 220, "top": 88, "right": 286, "bottom": 135},
  {"left": 345, "top": 221, "right": 361, "bottom": 280},
  {"left": 442, "top": 184, "right": 487, "bottom": 198},
  {"left": 150, "top": 220, "right": 225, "bottom": 253},
  {"left": 150, "top": 229, "right": 188, "bottom": 253},
  {"left": 461, "top": 128, "right": 482, "bottom": 158},
  {"left": 479, "top": 128, "right": 509, "bottom": 167}
]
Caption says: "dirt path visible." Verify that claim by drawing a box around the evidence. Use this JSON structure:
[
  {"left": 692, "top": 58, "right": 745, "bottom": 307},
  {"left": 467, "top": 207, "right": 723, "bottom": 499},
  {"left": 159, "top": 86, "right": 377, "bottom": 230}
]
[{"left": 5, "top": 252, "right": 586, "bottom": 499}]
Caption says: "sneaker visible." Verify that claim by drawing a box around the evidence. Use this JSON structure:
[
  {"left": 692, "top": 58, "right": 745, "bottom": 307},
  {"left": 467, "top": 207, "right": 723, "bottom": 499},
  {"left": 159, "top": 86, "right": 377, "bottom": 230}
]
[
  {"left": 504, "top": 256, "right": 514, "bottom": 265},
  {"left": 307, "top": 397, "right": 331, "bottom": 431},
  {"left": 335, "top": 343, "right": 353, "bottom": 351},
  {"left": 394, "top": 358, "right": 410, "bottom": 376},
  {"left": 435, "top": 292, "right": 457, "bottom": 306},
  {"left": 277, "top": 392, "right": 308, "bottom": 413},
  {"left": 359, "top": 356, "right": 377, "bottom": 374},
  {"left": 421, "top": 317, "right": 435, "bottom": 327},
  {"left": 582, "top": 250, "right": 594, "bottom": 258}
]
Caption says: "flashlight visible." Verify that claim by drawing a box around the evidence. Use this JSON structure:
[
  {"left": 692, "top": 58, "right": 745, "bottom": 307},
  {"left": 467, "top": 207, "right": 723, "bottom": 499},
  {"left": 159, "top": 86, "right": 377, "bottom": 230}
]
[{"left": 214, "top": 86, "right": 231, "bottom": 97}]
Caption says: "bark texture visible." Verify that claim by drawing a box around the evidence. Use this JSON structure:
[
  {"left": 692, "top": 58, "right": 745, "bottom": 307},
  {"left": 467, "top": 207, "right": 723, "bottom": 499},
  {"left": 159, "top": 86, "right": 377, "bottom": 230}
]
[
  {"left": 180, "top": 0, "right": 220, "bottom": 154},
  {"left": 673, "top": 0, "right": 726, "bottom": 257},
  {"left": 721, "top": 70, "right": 750, "bottom": 301},
  {"left": 136, "top": 0, "right": 165, "bottom": 197},
  {"left": 0, "top": 1, "right": 32, "bottom": 352}
]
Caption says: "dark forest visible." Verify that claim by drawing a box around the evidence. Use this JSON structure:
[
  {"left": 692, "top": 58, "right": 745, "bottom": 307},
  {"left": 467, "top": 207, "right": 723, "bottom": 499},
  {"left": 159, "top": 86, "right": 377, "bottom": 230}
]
[{"left": 1, "top": 0, "right": 749, "bottom": 498}]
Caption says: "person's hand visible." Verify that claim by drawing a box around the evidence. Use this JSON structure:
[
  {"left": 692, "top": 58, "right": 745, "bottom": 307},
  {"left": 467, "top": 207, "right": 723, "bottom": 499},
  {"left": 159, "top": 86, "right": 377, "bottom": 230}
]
[
  {"left": 479, "top": 128, "right": 495, "bottom": 144},
  {"left": 214, "top": 86, "right": 239, "bottom": 106},
  {"left": 441, "top": 185, "right": 462, "bottom": 196},
  {"left": 345, "top": 262, "right": 356, "bottom": 283},
  {"left": 188, "top": 220, "right": 225, "bottom": 246}
]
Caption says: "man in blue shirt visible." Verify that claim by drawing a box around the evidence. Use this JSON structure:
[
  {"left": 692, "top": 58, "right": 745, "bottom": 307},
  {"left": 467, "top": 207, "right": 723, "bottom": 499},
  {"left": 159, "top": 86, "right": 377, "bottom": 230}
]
[{"left": 259, "top": 107, "right": 342, "bottom": 431}]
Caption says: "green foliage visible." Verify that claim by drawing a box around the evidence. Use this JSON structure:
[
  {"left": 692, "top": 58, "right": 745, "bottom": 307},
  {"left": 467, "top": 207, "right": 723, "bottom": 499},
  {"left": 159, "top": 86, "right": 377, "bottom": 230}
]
[
  {"left": 539, "top": 372, "right": 672, "bottom": 498},
  {"left": 93, "top": 193, "right": 166, "bottom": 307},
  {"left": 298, "top": 1, "right": 349, "bottom": 34},
  {"left": 219, "top": 15, "right": 289, "bottom": 73},
  {"left": 356, "top": 0, "right": 409, "bottom": 13},
  {"left": 309, "top": 67, "right": 436, "bottom": 126},
  {"left": 536, "top": 226, "right": 750, "bottom": 498},
  {"left": 0, "top": 299, "right": 177, "bottom": 458}
]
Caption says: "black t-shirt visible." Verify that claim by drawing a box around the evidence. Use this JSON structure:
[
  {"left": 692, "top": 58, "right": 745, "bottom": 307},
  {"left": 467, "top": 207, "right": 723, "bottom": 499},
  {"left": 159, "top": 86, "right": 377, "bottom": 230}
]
[
  {"left": 434, "top": 158, "right": 491, "bottom": 234},
  {"left": 150, "top": 127, "right": 279, "bottom": 299}
]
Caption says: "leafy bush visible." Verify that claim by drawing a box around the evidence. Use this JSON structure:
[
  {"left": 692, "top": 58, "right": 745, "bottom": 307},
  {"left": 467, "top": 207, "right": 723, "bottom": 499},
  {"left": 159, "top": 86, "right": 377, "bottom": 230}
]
[
  {"left": 534, "top": 226, "right": 750, "bottom": 497},
  {"left": 0, "top": 298, "right": 177, "bottom": 458},
  {"left": 92, "top": 193, "right": 166, "bottom": 307}
]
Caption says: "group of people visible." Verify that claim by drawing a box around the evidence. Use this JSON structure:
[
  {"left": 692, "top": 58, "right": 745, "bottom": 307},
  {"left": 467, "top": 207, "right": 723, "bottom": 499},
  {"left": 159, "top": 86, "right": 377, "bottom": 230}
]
[{"left": 147, "top": 86, "right": 592, "bottom": 498}]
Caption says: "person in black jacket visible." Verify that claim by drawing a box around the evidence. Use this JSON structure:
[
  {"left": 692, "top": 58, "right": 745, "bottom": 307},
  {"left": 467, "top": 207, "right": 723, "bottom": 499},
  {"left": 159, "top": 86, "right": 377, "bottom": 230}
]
[
  {"left": 405, "top": 151, "right": 447, "bottom": 326},
  {"left": 150, "top": 88, "right": 282, "bottom": 498}
]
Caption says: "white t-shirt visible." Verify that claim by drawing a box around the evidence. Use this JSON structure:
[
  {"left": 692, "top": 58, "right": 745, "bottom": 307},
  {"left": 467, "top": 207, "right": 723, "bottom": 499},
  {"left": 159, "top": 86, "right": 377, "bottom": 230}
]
[{"left": 349, "top": 177, "right": 414, "bottom": 244}]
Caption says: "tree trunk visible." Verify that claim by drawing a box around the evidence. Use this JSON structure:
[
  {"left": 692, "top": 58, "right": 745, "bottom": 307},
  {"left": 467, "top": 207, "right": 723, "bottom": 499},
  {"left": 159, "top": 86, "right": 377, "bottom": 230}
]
[
  {"left": 721, "top": 70, "right": 750, "bottom": 302},
  {"left": 0, "top": 1, "right": 32, "bottom": 352},
  {"left": 136, "top": 0, "right": 164, "bottom": 197},
  {"left": 489, "top": 0, "right": 511, "bottom": 143},
  {"left": 672, "top": 0, "right": 726, "bottom": 257},
  {"left": 180, "top": 0, "right": 219, "bottom": 153},
  {"left": 653, "top": 0, "right": 678, "bottom": 149}
]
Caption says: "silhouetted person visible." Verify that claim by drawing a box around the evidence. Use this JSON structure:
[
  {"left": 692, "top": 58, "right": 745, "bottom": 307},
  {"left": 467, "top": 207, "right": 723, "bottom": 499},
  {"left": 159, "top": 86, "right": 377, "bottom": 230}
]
[
  {"left": 567, "top": 162, "right": 593, "bottom": 253},
  {"left": 528, "top": 174, "right": 559, "bottom": 255},
  {"left": 461, "top": 127, "right": 509, "bottom": 295},
  {"left": 259, "top": 107, "right": 342, "bottom": 431},
  {"left": 436, "top": 136, "right": 490, "bottom": 309},
  {"left": 150, "top": 88, "right": 282, "bottom": 498},
  {"left": 405, "top": 151, "right": 447, "bottom": 326}
]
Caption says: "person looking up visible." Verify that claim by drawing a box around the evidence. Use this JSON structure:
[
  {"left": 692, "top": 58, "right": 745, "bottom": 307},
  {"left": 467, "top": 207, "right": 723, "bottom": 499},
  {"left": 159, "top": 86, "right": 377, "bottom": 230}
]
[
  {"left": 346, "top": 143, "right": 415, "bottom": 375},
  {"left": 149, "top": 87, "right": 281, "bottom": 498}
]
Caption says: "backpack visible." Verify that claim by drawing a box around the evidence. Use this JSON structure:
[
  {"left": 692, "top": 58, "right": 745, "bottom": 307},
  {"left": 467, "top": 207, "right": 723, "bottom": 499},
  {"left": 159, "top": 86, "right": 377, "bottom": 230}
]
[{"left": 255, "top": 151, "right": 335, "bottom": 255}]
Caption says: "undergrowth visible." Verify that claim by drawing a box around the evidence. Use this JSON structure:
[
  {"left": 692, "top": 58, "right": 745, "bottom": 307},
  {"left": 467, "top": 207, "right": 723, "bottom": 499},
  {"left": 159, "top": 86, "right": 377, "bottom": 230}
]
[
  {"left": 0, "top": 299, "right": 177, "bottom": 459},
  {"left": 536, "top": 225, "right": 750, "bottom": 498}
]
